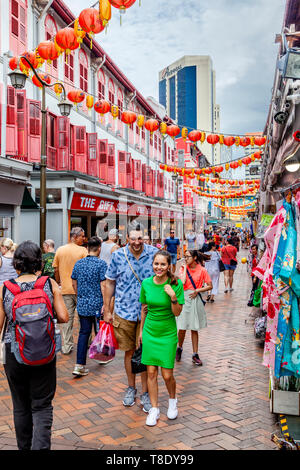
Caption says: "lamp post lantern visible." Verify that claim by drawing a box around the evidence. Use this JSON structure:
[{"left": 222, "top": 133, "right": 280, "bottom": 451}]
[{"left": 8, "top": 58, "right": 72, "bottom": 247}]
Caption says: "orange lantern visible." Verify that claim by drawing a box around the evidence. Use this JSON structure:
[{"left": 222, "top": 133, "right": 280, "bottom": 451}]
[
  {"left": 37, "top": 41, "right": 59, "bottom": 63},
  {"left": 254, "top": 136, "right": 266, "bottom": 146},
  {"left": 21, "top": 51, "right": 39, "bottom": 69},
  {"left": 166, "top": 125, "right": 180, "bottom": 139},
  {"left": 225, "top": 163, "right": 229, "bottom": 171},
  {"left": 99, "top": 0, "right": 112, "bottom": 26},
  {"left": 200, "top": 132, "right": 206, "bottom": 143},
  {"left": 121, "top": 110, "right": 137, "bottom": 126},
  {"left": 235, "top": 136, "right": 240, "bottom": 146},
  {"left": 109, "top": 0, "right": 137, "bottom": 11},
  {"left": 207, "top": 134, "right": 219, "bottom": 145},
  {"left": 74, "top": 18, "right": 86, "bottom": 47},
  {"left": 54, "top": 37, "right": 64, "bottom": 56},
  {"left": 9, "top": 57, "right": 19, "bottom": 71},
  {"left": 94, "top": 100, "right": 110, "bottom": 115},
  {"left": 137, "top": 114, "right": 145, "bottom": 129},
  {"left": 188, "top": 130, "right": 201, "bottom": 143},
  {"left": 55, "top": 28, "right": 79, "bottom": 55},
  {"left": 68, "top": 90, "right": 85, "bottom": 109},
  {"left": 181, "top": 127, "right": 188, "bottom": 140},
  {"left": 79, "top": 8, "right": 104, "bottom": 48},
  {"left": 160, "top": 122, "right": 167, "bottom": 135},
  {"left": 219, "top": 135, "right": 224, "bottom": 145},
  {"left": 86, "top": 95, "right": 94, "bottom": 112},
  {"left": 145, "top": 118, "right": 159, "bottom": 134},
  {"left": 111, "top": 105, "right": 119, "bottom": 119},
  {"left": 32, "top": 73, "right": 51, "bottom": 88},
  {"left": 254, "top": 151, "right": 262, "bottom": 160},
  {"left": 239, "top": 137, "right": 250, "bottom": 147}
]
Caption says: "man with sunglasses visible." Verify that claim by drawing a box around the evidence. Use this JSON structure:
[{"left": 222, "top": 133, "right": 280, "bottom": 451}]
[
  {"left": 103, "top": 225, "right": 158, "bottom": 412},
  {"left": 164, "top": 230, "right": 181, "bottom": 273}
]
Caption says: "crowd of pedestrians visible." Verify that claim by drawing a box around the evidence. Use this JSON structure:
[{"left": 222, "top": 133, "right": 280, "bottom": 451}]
[{"left": 0, "top": 224, "right": 252, "bottom": 448}]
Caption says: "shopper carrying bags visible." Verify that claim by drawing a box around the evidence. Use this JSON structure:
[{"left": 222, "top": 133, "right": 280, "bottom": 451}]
[
  {"left": 138, "top": 250, "right": 184, "bottom": 426},
  {"left": 176, "top": 250, "right": 212, "bottom": 366}
]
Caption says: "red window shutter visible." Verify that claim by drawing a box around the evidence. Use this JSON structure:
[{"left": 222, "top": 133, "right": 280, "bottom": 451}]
[
  {"left": 86, "top": 133, "right": 98, "bottom": 177},
  {"left": 27, "top": 99, "right": 41, "bottom": 162},
  {"left": 7, "top": 86, "right": 16, "bottom": 125},
  {"left": 57, "top": 116, "right": 70, "bottom": 170},
  {"left": 118, "top": 151, "right": 126, "bottom": 187},
  {"left": 16, "top": 89, "right": 27, "bottom": 160},
  {"left": 142, "top": 163, "right": 147, "bottom": 192},
  {"left": 107, "top": 144, "right": 115, "bottom": 185},
  {"left": 98, "top": 139, "right": 108, "bottom": 183}
]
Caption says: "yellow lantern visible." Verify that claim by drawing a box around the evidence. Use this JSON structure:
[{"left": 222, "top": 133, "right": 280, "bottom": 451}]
[
  {"left": 250, "top": 136, "right": 255, "bottom": 146},
  {"left": 219, "top": 134, "right": 224, "bottom": 145},
  {"left": 74, "top": 18, "right": 86, "bottom": 47},
  {"left": 225, "top": 163, "right": 229, "bottom": 171},
  {"left": 181, "top": 127, "right": 188, "bottom": 140},
  {"left": 200, "top": 132, "right": 206, "bottom": 143},
  {"left": 160, "top": 121, "right": 167, "bottom": 135},
  {"left": 235, "top": 136, "right": 240, "bottom": 146},
  {"left": 137, "top": 114, "right": 145, "bottom": 130},
  {"left": 54, "top": 83, "right": 63, "bottom": 98},
  {"left": 99, "top": 0, "right": 112, "bottom": 26},
  {"left": 111, "top": 105, "right": 119, "bottom": 119},
  {"left": 86, "top": 95, "right": 94, "bottom": 113},
  {"left": 251, "top": 154, "right": 256, "bottom": 161},
  {"left": 238, "top": 159, "right": 242, "bottom": 167}
]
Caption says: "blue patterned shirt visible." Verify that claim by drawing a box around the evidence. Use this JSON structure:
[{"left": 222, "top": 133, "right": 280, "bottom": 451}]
[
  {"left": 106, "top": 244, "right": 158, "bottom": 321},
  {"left": 71, "top": 256, "right": 107, "bottom": 317}
]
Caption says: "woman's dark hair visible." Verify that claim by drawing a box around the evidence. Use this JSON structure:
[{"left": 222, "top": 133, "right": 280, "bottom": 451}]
[
  {"left": 153, "top": 250, "right": 178, "bottom": 285},
  {"left": 13, "top": 240, "right": 42, "bottom": 274},
  {"left": 87, "top": 236, "right": 102, "bottom": 251},
  {"left": 208, "top": 241, "right": 216, "bottom": 251},
  {"left": 188, "top": 250, "right": 208, "bottom": 266}
]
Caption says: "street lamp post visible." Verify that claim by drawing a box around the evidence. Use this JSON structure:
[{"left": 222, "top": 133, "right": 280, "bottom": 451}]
[{"left": 8, "top": 58, "right": 72, "bottom": 247}]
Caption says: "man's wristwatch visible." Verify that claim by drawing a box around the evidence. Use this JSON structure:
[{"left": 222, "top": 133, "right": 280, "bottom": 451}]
[{"left": 171, "top": 298, "right": 178, "bottom": 304}]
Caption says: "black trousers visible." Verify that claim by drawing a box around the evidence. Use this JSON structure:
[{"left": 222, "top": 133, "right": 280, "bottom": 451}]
[{"left": 4, "top": 344, "right": 56, "bottom": 450}]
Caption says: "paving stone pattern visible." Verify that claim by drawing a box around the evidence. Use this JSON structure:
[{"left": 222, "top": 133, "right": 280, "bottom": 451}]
[{"left": 0, "top": 250, "right": 278, "bottom": 450}]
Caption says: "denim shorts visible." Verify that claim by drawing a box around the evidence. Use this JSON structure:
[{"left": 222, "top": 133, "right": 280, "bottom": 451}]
[
  {"left": 224, "top": 263, "right": 236, "bottom": 271},
  {"left": 170, "top": 253, "right": 178, "bottom": 265}
]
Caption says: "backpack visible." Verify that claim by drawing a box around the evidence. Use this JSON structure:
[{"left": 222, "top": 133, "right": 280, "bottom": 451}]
[{"left": 3, "top": 276, "right": 56, "bottom": 366}]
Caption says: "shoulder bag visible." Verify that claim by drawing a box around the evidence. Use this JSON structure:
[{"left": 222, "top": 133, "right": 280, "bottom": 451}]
[
  {"left": 224, "top": 247, "right": 237, "bottom": 267},
  {"left": 216, "top": 251, "right": 225, "bottom": 272},
  {"left": 123, "top": 247, "right": 142, "bottom": 285},
  {"left": 186, "top": 268, "right": 206, "bottom": 306}
]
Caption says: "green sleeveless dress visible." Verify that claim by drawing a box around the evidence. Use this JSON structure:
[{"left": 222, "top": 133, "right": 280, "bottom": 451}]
[{"left": 139, "top": 276, "right": 185, "bottom": 369}]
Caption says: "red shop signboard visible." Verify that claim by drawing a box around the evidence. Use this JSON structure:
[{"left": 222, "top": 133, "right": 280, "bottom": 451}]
[{"left": 70, "top": 192, "right": 150, "bottom": 216}]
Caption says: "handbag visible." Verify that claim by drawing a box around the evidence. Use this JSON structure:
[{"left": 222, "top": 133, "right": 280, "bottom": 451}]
[
  {"left": 217, "top": 252, "right": 225, "bottom": 272},
  {"left": 186, "top": 268, "right": 206, "bottom": 306},
  {"left": 131, "top": 345, "right": 147, "bottom": 374},
  {"left": 224, "top": 247, "right": 237, "bottom": 266},
  {"left": 0, "top": 318, "right": 7, "bottom": 365}
]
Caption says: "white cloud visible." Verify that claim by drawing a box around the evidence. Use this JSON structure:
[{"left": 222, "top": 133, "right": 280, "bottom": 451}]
[{"left": 64, "top": 0, "right": 285, "bottom": 134}]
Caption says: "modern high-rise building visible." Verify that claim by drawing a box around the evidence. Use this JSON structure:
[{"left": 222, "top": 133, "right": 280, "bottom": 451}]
[{"left": 159, "top": 55, "right": 220, "bottom": 164}]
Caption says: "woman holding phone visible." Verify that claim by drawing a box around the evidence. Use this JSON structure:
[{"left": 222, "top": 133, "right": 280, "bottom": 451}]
[{"left": 138, "top": 250, "right": 184, "bottom": 427}]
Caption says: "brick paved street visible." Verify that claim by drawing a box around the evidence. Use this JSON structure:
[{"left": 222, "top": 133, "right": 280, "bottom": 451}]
[{"left": 0, "top": 250, "right": 278, "bottom": 450}]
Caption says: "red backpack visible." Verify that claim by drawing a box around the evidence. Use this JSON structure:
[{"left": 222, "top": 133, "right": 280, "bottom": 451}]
[{"left": 4, "top": 276, "right": 56, "bottom": 366}]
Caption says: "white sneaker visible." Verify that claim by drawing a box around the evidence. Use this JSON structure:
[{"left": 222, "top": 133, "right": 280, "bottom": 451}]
[
  {"left": 72, "top": 365, "right": 89, "bottom": 377},
  {"left": 167, "top": 398, "right": 178, "bottom": 420},
  {"left": 146, "top": 407, "right": 160, "bottom": 426},
  {"left": 229, "top": 288, "right": 234, "bottom": 292}
]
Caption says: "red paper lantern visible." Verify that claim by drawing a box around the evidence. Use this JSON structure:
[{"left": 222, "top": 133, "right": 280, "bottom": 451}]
[
  {"left": 145, "top": 119, "right": 159, "bottom": 134},
  {"left": 79, "top": 8, "right": 105, "bottom": 37},
  {"left": 21, "top": 51, "right": 39, "bottom": 69},
  {"left": 32, "top": 73, "right": 51, "bottom": 87},
  {"left": 204, "top": 168, "right": 212, "bottom": 174},
  {"left": 121, "top": 111, "right": 137, "bottom": 125},
  {"left": 166, "top": 125, "right": 180, "bottom": 139},
  {"left": 9, "top": 57, "right": 19, "bottom": 70},
  {"left": 109, "top": 0, "right": 137, "bottom": 10},
  {"left": 188, "top": 130, "right": 201, "bottom": 142},
  {"left": 230, "top": 162, "right": 235, "bottom": 169},
  {"left": 254, "top": 136, "right": 266, "bottom": 146},
  {"left": 239, "top": 137, "right": 250, "bottom": 147},
  {"left": 94, "top": 100, "right": 110, "bottom": 115},
  {"left": 254, "top": 151, "right": 262, "bottom": 160},
  {"left": 195, "top": 169, "right": 202, "bottom": 175},
  {"left": 229, "top": 181, "right": 235, "bottom": 186},
  {"left": 207, "top": 134, "right": 220, "bottom": 145},
  {"left": 223, "top": 136, "right": 235, "bottom": 147},
  {"left": 55, "top": 28, "right": 79, "bottom": 54},
  {"left": 37, "top": 41, "right": 59, "bottom": 62},
  {"left": 219, "top": 179, "right": 226, "bottom": 185}
]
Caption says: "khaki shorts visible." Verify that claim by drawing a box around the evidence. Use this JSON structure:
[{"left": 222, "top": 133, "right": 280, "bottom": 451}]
[{"left": 113, "top": 312, "right": 140, "bottom": 352}]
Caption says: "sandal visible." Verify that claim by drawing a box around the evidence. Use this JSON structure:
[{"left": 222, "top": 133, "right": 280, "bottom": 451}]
[
  {"left": 206, "top": 295, "right": 211, "bottom": 301},
  {"left": 210, "top": 299, "right": 215, "bottom": 302}
]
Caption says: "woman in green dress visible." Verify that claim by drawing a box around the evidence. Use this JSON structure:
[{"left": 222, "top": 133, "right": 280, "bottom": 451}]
[{"left": 138, "top": 250, "right": 184, "bottom": 427}]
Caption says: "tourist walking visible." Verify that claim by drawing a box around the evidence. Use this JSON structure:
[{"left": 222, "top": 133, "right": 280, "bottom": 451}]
[
  {"left": 176, "top": 250, "right": 212, "bottom": 366},
  {"left": 138, "top": 250, "right": 184, "bottom": 426},
  {"left": 143, "top": 234, "right": 151, "bottom": 245},
  {"left": 220, "top": 238, "right": 238, "bottom": 293},
  {"left": 0, "top": 238, "right": 17, "bottom": 286},
  {"left": 205, "top": 242, "right": 221, "bottom": 302},
  {"left": 42, "top": 239, "right": 56, "bottom": 279},
  {"left": 0, "top": 241, "right": 69, "bottom": 450},
  {"left": 71, "top": 237, "right": 107, "bottom": 377},
  {"left": 52, "top": 227, "right": 87, "bottom": 354},
  {"left": 164, "top": 230, "right": 181, "bottom": 273},
  {"left": 99, "top": 229, "right": 120, "bottom": 265},
  {"left": 103, "top": 226, "right": 158, "bottom": 412}
]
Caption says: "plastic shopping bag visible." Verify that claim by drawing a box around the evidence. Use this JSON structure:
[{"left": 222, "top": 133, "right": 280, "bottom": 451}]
[{"left": 89, "top": 321, "right": 119, "bottom": 362}]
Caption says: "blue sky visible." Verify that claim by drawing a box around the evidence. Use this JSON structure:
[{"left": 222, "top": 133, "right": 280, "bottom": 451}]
[{"left": 65, "top": 0, "right": 286, "bottom": 135}]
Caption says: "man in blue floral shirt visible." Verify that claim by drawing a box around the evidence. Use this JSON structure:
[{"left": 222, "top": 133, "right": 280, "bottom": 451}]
[
  {"left": 104, "top": 226, "right": 158, "bottom": 412},
  {"left": 71, "top": 236, "right": 107, "bottom": 377}
]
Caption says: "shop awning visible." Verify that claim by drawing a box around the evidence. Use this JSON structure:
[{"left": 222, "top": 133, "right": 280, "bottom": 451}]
[
  {"left": 0, "top": 177, "right": 26, "bottom": 206},
  {"left": 21, "top": 187, "right": 39, "bottom": 210}
]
